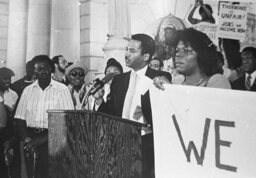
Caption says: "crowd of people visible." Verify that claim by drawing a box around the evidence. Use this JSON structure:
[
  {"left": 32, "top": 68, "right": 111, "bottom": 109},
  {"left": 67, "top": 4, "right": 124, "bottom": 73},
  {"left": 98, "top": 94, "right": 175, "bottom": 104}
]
[{"left": 0, "top": 1, "right": 256, "bottom": 178}]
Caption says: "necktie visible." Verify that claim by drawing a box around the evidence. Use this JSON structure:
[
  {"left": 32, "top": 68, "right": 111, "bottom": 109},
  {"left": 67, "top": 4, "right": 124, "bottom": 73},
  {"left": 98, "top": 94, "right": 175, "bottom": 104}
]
[
  {"left": 245, "top": 74, "right": 251, "bottom": 90},
  {"left": 122, "top": 72, "right": 138, "bottom": 119}
]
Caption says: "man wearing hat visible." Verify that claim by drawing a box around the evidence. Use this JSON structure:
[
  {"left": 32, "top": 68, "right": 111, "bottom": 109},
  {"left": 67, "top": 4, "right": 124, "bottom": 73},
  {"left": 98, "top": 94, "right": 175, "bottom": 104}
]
[{"left": 65, "top": 61, "right": 89, "bottom": 109}]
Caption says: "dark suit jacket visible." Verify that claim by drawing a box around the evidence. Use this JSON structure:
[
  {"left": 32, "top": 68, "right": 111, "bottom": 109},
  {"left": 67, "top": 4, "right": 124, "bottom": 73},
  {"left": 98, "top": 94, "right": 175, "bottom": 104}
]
[
  {"left": 98, "top": 67, "right": 171, "bottom": 128},
  {"left": 231, "top": 75, "right": 256, "bottom": 92}
]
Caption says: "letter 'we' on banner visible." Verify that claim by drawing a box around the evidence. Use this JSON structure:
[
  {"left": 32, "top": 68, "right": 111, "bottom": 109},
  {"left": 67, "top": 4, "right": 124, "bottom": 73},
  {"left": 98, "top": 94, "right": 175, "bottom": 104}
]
[{"left": 150, "top": 85, "right": 256, "bottom": 178}]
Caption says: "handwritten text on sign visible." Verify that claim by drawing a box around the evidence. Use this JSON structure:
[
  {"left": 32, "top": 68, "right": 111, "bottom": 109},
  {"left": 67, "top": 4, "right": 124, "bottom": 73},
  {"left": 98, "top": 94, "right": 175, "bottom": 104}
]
[
  {"left": 218, "top": 2, "right": 247, "bottom": 40},
  {"left": 150, "top": 85, "right": 256, "bottom": 178},
  {"left": 193, "top": 22, "right": 218, "bottom": 45}
]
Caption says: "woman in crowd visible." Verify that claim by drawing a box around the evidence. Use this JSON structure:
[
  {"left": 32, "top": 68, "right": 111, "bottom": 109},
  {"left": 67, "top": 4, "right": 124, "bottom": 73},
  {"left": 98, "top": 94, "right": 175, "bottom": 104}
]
[
  {"left": 65, "top": 62, "right": 89, "bottom": 109},
  {"left": 154, "top": 28, "right": 231, "bottom": 89},
  {"left": 103, "top": 58, "right": 123, "bottom": 100},
  {"left": 104, "top": 58, "right": 123, "bottom": 77}
]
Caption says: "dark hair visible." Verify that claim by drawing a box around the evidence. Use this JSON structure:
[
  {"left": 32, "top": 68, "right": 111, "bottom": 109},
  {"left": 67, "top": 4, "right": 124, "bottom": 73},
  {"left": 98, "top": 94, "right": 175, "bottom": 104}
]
[
  {"left": 104, "top": 58, "right": 123, "bottom": 74},
  {"left": 26, "top": 60, "right": 35, "bottom": 78},
  {"left": 165, "top": 30, "right": 180, "bottom": 46},
  {"left": 199, "top": 4, "right": 213, "bottom": 15},
  {"left": 174, "top": 28, "right": 220, "bottom": 76},
  {"left": 0, "top": 67, "right": 14, "bottom": 78},
  {"left": 32, "top": 55, "right": 55, "bottom": 73},
  {"left": 131, "top": 34, "right": 156, "bottom": 61},
  {"left": 242, "top": 47, "right": 256, "bottom": 59},
  {"left": 217, "top": 51, "right": 224, "bottom": 65},
  {"left": 151, "top": 57, "right": 163, "bottom": 68},
  {"left": 52, "top": 55, "right": 63, "bottom": 65}
]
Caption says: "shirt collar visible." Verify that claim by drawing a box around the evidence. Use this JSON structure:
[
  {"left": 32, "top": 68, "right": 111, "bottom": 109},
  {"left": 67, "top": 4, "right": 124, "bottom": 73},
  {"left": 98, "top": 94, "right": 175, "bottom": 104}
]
[
  {"left": 131, "top": 65, "right": 148, "bottom": 78},
  {"left": 68, "top": 83, "right": 86, "bottom": 93},
  {"left": 3, "top": 88, "right": 9, "bottom": 93},
  {"left": 246, "top": 71, "right": 256, "bottom": 84},
  {"left": 33, "top": 79, "right": 55, "bottom": 90}
]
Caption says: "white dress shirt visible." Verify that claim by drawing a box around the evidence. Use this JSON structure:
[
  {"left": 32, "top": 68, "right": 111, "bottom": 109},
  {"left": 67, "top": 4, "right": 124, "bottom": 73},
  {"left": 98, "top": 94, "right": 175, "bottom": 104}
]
[
  {"left": 15, "top": 79, "right": 74, "bottom": 128},
  {"left": 122, "top": 66, "right": 153, "bottom": 122},
  {"left": 3, "top": 88, "right": 18, "bottom": 111},
  {"left": 123, "top": 66, "right": 154, "bottom": 135}
]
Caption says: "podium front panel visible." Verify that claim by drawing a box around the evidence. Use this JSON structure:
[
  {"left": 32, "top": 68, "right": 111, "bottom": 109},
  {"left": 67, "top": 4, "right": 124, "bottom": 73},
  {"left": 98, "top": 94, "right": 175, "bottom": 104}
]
[{"left": 48, "top": 110, "right": 143, "bottom": 178}]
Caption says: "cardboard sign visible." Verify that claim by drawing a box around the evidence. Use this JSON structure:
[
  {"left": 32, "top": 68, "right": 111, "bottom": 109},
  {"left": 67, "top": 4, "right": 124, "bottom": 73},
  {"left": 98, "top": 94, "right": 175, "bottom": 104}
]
[
  {"left": 193, "top": 22, "right": 218, "bottom": 45},
  {"left": 218, "top": 2, "right": 247, "bottom": 40},
  {"left": 150, "top": 85, "right": 256, "bottom": 178},
  {"left": 241, "top": 2, "right": 256, "bottom": 49}
]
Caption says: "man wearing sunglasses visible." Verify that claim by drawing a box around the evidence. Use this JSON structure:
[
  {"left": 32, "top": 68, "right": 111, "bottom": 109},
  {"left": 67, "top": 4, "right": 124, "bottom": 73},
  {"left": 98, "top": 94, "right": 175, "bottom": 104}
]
[
  {"left": 14, "top": 55, "right": 74, "bottom": 178},
  {"left": 65, "top": 62, "right": 89, "bottom": 110}
]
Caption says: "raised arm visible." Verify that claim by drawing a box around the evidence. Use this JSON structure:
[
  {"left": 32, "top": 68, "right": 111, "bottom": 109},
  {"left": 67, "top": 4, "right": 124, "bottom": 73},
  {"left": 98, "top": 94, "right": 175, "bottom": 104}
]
[
  {"left": 188, "top": 0, "right": 201, "bottom": 25},
  {"left": 199, "top": 0, "right": 215, "bottom": 24}
]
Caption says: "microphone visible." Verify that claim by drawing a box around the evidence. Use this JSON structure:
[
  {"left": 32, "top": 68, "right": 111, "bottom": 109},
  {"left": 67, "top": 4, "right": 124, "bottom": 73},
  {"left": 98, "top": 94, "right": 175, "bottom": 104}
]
[
  {"left": 79, "top": 72, "right": 117, "bottom": 110},
  {"left": 89, "top": 72, "right": 117, "bottom": 95}
]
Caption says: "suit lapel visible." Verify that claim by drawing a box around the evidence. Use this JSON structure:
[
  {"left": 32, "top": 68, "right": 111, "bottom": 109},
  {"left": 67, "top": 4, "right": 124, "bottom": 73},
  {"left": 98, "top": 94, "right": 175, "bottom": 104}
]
[
  {"left": 145, "top": 66, "right": 158, "bottom": 79},
  {"left": 117, "top": 71, "right": 131, "bottom": 115},
  {"left": 250, "top": 79, "right": 256, "bottom": 91},
  {"left": 123, "top": 71, "right": 131, "bottom": 96}
]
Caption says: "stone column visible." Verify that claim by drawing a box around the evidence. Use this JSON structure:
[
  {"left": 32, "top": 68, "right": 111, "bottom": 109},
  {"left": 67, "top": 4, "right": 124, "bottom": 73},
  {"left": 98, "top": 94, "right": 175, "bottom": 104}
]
[
  {"left": 0, "top": 0, "right": 8, "bottom": 68},
  {"left": 6, "top": 0, "right": 28, "bottom": 80},
  {"left": 103, "top": 0, "right": 130, "bottom": 71},
  {"left": 50, "top": 0, "right": 80, "bottom": 62},
  {"left": 26, "top": 0, "right": 51, "bottom": 60}
]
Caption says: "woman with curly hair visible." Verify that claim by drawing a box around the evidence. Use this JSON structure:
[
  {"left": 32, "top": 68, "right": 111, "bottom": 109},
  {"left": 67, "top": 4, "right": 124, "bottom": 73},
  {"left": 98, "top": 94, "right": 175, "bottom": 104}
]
[
  {"left": 154, "top": 28, "right": 231, "bottom": 89},
  {"left": 173, "top": 28, "right": 230, "bottom": 88}
]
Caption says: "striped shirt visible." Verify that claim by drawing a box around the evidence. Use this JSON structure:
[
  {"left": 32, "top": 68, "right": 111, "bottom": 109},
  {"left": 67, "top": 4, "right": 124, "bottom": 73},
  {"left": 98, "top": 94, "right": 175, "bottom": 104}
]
[{"left": 15, "top": 79, "right": 74, "bottom": 128}]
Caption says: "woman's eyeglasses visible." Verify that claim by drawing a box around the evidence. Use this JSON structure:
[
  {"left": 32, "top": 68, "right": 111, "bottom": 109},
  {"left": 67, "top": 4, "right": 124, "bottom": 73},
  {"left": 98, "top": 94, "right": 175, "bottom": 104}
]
[
  {"left": 71, "top": 71, "right": 85, "bottom": 77},
  {"left": 175, "top": 47, "right": 195, "bottom": 56}
]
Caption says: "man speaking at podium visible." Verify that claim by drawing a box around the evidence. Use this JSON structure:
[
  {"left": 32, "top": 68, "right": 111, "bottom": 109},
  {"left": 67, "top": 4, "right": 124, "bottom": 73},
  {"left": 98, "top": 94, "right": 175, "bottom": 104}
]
[{"left": 94, "top": 33, "right": 171, "bottom": 178}]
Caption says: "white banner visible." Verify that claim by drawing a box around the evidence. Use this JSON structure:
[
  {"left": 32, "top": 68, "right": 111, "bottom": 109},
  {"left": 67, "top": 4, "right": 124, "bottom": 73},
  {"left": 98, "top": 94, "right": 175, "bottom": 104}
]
[
  {"left": 150, "top": 85, "right": 256, "bottom": 178},
  {"left": 218, "top": 1, "right": 248, "bottom": 40}
]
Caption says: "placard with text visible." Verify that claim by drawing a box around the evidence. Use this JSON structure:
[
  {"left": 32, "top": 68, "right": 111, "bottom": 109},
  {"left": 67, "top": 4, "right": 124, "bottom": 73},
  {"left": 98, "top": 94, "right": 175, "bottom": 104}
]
[
  {"left": 150, "top": 85, "right": 256, "bottom": 178},
  {"left": 218, "top": 1, "right": 247, "bottom": 40},
  {"left": 193, "top": 22, "right": 218, "bottom": 45}
]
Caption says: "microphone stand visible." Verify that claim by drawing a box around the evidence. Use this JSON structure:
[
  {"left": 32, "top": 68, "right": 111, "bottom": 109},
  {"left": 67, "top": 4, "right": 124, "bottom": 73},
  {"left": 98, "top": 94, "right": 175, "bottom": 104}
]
[
  {"left": 80, "top": 83, "right": 94, "bottom": 110},
  {"left": 80, "top": 78, "right": 103, "bottom": 110},
  {"left": 79, "top": 73, "right": 116, "bottom": 110}
]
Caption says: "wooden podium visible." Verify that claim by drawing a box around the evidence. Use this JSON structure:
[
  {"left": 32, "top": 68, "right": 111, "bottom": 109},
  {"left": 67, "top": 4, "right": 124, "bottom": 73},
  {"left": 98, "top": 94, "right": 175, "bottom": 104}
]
[{"left": 48, "top": 110, "right": 144, "bottom": 178}]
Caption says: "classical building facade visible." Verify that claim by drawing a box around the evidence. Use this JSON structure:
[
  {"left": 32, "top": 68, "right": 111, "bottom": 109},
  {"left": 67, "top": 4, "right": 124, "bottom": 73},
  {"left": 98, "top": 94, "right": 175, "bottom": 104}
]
[{"left": 0, "top": 0, "right": 217, "bottom": 81}]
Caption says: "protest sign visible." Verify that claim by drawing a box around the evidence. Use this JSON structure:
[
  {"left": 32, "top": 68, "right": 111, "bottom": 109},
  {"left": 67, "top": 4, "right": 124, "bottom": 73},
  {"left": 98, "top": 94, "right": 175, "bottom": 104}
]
[
  {"left": 218, "top": 1, "right": 247, "bottom": 40},
  {"left": 150, "top": 85, "right": 256, "bottom": 178},
  {"left": 193, "top": 22, "right": 218, "bottom": 45},
  {"left": 241, "top": 2, "right": 256, "bottom": 49}
]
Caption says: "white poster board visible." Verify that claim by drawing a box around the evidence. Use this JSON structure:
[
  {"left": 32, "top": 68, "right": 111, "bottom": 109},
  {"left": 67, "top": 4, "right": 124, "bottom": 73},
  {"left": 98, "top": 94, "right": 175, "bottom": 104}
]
[
  {"left": 150, "top": 85, "right": 256, "bottom": 178},
  {"left": 241, "top": 2, "right": 256, "bottom": 49},
  {"left": 193, "top": 22, "right": 218, "bottom": 45},
  {"left": 218, "top": 1, "right": 247, "bottom": 40}
]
